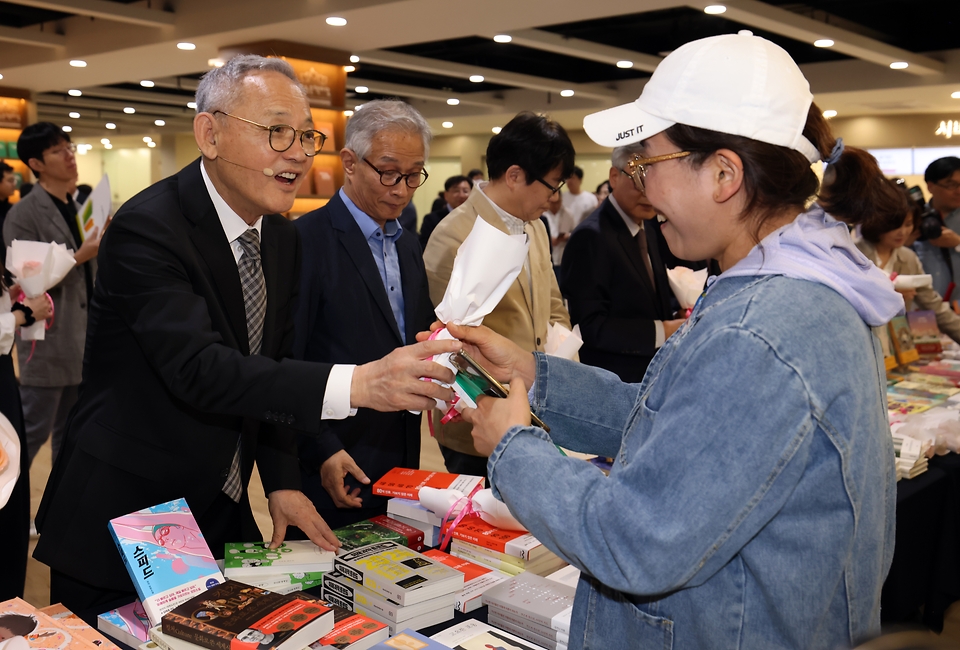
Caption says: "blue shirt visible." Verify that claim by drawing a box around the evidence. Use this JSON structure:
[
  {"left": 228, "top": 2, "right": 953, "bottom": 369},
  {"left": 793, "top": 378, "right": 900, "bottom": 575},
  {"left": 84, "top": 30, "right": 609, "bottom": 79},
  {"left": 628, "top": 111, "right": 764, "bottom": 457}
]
[{"left": 339, "top": 189, "right": 406, "bottom": 340}]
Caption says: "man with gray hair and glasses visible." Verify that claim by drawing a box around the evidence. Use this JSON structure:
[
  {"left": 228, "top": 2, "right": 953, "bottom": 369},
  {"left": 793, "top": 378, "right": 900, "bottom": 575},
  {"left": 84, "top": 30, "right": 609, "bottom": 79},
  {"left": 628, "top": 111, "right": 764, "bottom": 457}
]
[
  {"left": 33, "top": 55, "right": 460, "bottom": 620},
  {"left": 291, "top": 100, "right": 435, "bottom": 530}
]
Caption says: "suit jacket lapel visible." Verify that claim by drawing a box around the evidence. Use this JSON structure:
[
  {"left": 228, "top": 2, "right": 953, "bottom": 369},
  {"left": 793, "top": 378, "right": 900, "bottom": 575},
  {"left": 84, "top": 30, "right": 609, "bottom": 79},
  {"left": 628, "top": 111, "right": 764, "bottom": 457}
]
[
  {"left": 180, "top": 160, "right": 249, "bottom": 355},
  {"left": 34, "top": 187, "right": 78, "bottom": 245},
  {"left": 471, "top": 193, "right": 535, "bottom": 317},
  {"left": 646, "top": 222, "right": 673, "bottom": 316},
  {"left": 259, "top": 219, "right": 280, "bottom": 356}
]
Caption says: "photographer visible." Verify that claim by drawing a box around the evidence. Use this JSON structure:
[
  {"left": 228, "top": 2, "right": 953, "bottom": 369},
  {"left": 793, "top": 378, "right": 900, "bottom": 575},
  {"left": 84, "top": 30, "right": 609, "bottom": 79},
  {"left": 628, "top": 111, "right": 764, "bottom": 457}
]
[{"left": 911, "top": 157, "right": 960, "bottom": 297}]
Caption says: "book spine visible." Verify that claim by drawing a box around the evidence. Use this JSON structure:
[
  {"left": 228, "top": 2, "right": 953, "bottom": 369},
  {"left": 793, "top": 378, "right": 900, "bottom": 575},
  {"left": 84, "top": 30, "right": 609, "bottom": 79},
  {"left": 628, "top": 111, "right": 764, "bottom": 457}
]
[
  {"left": 320, "top": 587, "right": 354, "bottom": 613},
  {"left": 108, "top": 525, "right": 151, "bottom": 607},
  {"left": 487, "top": 604, "right": 559, "bottom": 640},
  {"left": 481, "top": 596, "right": 553, "bottom": 630},
  {"left": 160, "top": 614, "right": 230, "bottom": 650},
  {"left": 487, "top": 612, "right": 560, "bottom": 650},
  {"left": 451, "top": 541, "right": 524, "bottom": 569},
  {"left": 370, "top": 516, "right": 425, "bottom": 549}
]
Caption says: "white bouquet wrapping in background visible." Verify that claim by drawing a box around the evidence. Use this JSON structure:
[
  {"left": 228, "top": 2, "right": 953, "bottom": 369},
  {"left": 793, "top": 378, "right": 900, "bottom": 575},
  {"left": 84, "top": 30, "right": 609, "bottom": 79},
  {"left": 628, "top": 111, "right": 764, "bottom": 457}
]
[
  {"left": 545, "top": 322, "right": 582, "bottom": 360},
  {"left": 666, "top": 266, "right": 708, "bottom": 310},
  {"left": 6, "top": 240, "right": 77, "bottom": 340}
]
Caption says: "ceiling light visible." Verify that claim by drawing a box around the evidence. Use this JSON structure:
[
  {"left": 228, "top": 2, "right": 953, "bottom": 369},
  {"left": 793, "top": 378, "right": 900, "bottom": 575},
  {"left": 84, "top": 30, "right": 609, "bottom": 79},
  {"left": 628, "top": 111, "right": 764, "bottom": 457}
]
[
  {"left": 155, "top": 119, "right": 165, "bottom": 126},
  {"left": 177, "top": 42, "right": 196, "bottom": 51},
  {"left": 822, "top": 109, "right": 838, "bottom": 118},
  {"left": 492, "top": 126, "right": 502, "bottom": 134},
  {"left": 952, "top": 91, "right": 960, "bottom": 99},
  {"left": 326, "top": 16, "right": 347, "bottom": 26},
  {"left": 123, "top": 107, "right": 136, "bottom": 114},
  {"left": 704, "top": 5, "right": 726, "bottom": 14},
  {"left": 103, "top": 143, "right": 113, "bottom": 149},
  {"left": 61, "top": 125, "right": 72, "bottom": 132},
  {"left": 616, "top": 60, "right": 634, "bottom": 69},
  {"left": 446, "top": 98, "right": 460, "bottom": 106},
  {"left": 350, "top": 55, "right": 360, "bottom": 63},
  {"left": 105, "top": 122, "right": 116, "bottom": 129},
  {"left": 68, "top": 111, "right": 80, "bottom": 119},
  {"left": 100, "top": 138, "right": 110, "bottom": 144},
  {"left": 344, "top": 65, "right": 355, "bottom": 73},
  {"left": 442, "top": 121, "right": 453, "bottom": 129},
  {"left": 69, "top": 60, "right": 87, "bottom": 67},
  {"left": 493, "top": 35, "right": 512, "bottom": 43},
  {"left": 354, "top": 85, "right": 369, "bottom": 94},
  {"left": 208, "top": 58, "right": 224, "bottom": 68},
  {"left": 890, "top": 61, "right": 909, "bottom": 69},
  {"left": 0, "top": 74, "right": 3, "bottom": 81},
  {"left": 343, "top": 110, "right": 354, "bottom": 117},
  {"left": 68, "top": 89, "right": 82, "bottom": 97},
  {"left": 469, "top": 75, "right": 484, "bottom": 83},
  {"left": 814, "top": 39, "right": 834, "bottom": 48},
  {"left": 355, "top": 104, "right": 364, "bottom": 111},
  {"left": 147, "top": 141, "right": 156, "bottom": 148},
  {"left": 560, "top": 89, "right": 575, "bottom": 97},
  {"left": 187, "top": 101, "right": 197, "bottom": 109},
  {"left": 140, "top": 80, "right": 155, "bottom": 88},
  {"left": 143, "top": 136, "right": 153, "bottom": 143}
]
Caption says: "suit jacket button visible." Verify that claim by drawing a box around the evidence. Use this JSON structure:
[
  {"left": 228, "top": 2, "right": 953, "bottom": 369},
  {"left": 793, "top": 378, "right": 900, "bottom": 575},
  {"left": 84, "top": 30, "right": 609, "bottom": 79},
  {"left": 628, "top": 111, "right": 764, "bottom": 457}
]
[
  {"left": 287, "top": 416, "right": 295, "bottom": 425},
  {"left": 220, "top": 467, "right": 229, "bottom": 478},
  {"left": 536, "top": 337, "right": 541, "bottom": 346}
]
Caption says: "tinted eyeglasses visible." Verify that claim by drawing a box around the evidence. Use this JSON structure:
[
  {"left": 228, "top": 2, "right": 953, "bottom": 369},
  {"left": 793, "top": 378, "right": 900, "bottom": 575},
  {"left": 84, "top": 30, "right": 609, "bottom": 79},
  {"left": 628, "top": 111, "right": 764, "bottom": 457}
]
[{"left": 624, "top": 151, "right": 692, "bottom": 194}]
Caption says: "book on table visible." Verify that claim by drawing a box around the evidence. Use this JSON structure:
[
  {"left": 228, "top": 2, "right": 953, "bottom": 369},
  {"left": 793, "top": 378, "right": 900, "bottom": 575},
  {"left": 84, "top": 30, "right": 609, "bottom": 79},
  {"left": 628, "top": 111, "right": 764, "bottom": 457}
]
[
  {"left": 429, "top": 619, "right": 549, "bottom": 650},
  {"left": 242, "top": 572, "right": 324, "bottom": 594},
  {"left": 486, "top": 611, "right": 567, "bottom": 650},
  {"left": 386, "top": 514, "right": 441, "bottom": 547},
  {"left": 321, "top": 571, "right": 457, "bottom": 624},
  {"left": 372, "top": 468, "right": 484, "bottom": 500},
  {"left": 108, "top": 497, "right": 225, "bottom": 626},
  {"left": 386, "top": 498, "right": 443, "bottom": 529},
  {"left": 482, "top": 572, "right": 576, "bottom": 638},
  {"left": 40, "top": 603, "right": 121, "bottom": 650},
  {"left": 449, "top": 539, "right": 566, "bottom": 577},
  {"left": 448, "top": 517, "right": 552, "bottom": 562},
  {"left": 97, "top": 601, "right": 152, "bottom": 648},
  {"left": 223, "top": 540, "right": 334, "bottom": 580},
  {"left": 332, "top": 515, "right": 425, "bottom": 553},
  {"left": 369, "top": 629, "right": 452, "bottom": 649},
  {"left": 422, "top": 549, "right": 510, "bottom": 613},
  {"left": 306, "top": 602, "right": 388, "bottom": 650},
  {"left": 160, "top": 581, "right": 333, "bottom": 650},
  {"left": 1, "top": 598, "right": 118, "bottom": 650}
]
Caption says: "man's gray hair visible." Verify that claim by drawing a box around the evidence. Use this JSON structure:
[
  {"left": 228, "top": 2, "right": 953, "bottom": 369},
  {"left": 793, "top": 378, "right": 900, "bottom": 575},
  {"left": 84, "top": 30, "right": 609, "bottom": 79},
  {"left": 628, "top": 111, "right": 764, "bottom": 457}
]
[
  {"left": 345, "top": 100, "right": 432, "bottom": 160},
  {"left": 611, "top": 142, "right": 647, "bottom": 170},
  {"left": 195, "top": 54, "right": 304, "bottom": 114}
]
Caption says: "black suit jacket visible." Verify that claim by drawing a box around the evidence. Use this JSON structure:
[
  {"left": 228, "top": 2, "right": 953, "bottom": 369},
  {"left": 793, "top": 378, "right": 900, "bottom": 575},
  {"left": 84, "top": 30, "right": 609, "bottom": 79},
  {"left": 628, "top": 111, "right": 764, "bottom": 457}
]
[
  {"left": 293, "top": 193, "right": 433, "bottom": 516},
  {"left": 560, "top": 198, "right": 677, "bottom": 383},
  {"left": 419, "top": 206, "right": 449, "bottom": 252},
  {"left": 34, "top": 159, "right": 334, "bottom": 590}
]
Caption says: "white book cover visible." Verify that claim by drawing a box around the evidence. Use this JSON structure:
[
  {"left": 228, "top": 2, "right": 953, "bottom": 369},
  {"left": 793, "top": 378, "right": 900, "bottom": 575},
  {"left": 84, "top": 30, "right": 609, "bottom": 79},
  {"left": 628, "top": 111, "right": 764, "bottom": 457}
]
[
  {"left": 430, "top": 619, "right": 548, "bottom": 650},
  {"left": 482, "top": 572, "right": 575, "bottom": 634},
  {"left": 76, "top": 174, "right": 110, "bottom": 241},
  {"left": 387, "top": 498, "right": 443, "bottom": 528}
]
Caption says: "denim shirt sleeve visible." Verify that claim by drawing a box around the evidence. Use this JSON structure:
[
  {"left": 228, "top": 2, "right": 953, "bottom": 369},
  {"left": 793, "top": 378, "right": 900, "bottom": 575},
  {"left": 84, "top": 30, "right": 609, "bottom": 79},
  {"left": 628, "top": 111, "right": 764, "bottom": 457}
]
[{"left": 488, "top": 326, "right": 817, "bottom": 596}]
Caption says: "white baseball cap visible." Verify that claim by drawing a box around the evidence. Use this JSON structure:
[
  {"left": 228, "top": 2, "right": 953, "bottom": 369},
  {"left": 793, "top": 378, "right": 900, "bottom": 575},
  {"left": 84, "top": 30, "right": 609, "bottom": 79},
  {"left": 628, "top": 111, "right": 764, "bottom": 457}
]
[{"left": 583, "top": 31, "right": 821, "bottom": 163}]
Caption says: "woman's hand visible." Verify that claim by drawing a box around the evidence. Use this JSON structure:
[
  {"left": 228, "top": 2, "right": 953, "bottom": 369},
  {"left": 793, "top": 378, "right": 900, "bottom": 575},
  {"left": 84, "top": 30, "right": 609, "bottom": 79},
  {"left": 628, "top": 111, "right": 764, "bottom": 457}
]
[
  {"left": 23, "top": 294, "right": 53, "bottom": 321},
  {"left": 461, "top": 377, "right": 532, "bottom": 456},
  {"left": 417, "top": 322, "right": 536, "bottom": 386},
  {"left": 896, "top": 287, "right": 917, "bottom": 307}
]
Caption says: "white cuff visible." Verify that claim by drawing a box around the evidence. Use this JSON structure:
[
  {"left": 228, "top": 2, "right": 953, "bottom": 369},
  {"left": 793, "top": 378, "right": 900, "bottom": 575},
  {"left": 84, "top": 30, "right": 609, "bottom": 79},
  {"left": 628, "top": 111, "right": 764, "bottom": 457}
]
[
  {"left": 654, "top": 320, "right": 665, "bottom": 349},
  {"left": 322, "top": 364, "right": 358, "bottom": 420},
  {"left": 0, "top": 312, "right": 15, "bottom": 355}
]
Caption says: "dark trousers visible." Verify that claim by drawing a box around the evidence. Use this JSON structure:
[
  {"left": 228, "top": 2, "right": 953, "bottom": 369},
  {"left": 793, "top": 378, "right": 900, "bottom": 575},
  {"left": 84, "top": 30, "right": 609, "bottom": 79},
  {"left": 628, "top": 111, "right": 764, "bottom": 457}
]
[{"left": 439, "top": 445, "right": 489, "bottom": 478}]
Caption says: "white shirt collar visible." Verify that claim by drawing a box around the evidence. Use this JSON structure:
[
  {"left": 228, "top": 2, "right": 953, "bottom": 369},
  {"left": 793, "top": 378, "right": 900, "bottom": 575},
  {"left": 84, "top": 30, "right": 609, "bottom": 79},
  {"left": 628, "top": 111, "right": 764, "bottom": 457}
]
[
  {"left": 200, "top": 160, "right": 263, "bottom": 244},
  {"left": 476, "top": 181, "right": 527, "bottom": 237},
  {"left": 609, "top": 194, "right": 641, "bottom": 237}
]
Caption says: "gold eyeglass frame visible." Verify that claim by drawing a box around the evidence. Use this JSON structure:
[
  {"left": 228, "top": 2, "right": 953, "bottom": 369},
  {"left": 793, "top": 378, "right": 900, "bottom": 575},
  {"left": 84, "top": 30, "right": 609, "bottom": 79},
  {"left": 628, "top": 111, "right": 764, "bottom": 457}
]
[{"left": 624, "top": 151, "right": 692, "bottom": 194}]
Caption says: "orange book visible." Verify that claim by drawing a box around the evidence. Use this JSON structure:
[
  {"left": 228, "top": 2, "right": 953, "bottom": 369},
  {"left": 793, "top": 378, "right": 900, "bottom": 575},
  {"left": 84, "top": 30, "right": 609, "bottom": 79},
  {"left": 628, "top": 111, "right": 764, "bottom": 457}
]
[
  {"left": 448, "top": 517, "right": 547, "bottom": 561},
  {"left": 423, "top": 549, "right": 509, "bottom": 613},
  {"left": 371, "top": 468, "right": 484, "bottom": 500},
  {"left": 39, "top": 604, "right": 121, "bottom": 650}
]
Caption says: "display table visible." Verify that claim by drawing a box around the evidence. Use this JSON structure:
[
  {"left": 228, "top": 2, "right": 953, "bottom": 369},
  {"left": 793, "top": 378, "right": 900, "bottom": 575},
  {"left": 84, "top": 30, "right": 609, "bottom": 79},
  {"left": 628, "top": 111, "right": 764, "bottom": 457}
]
[{"left": 881, "top": 453, "right": 960, "bottom": 632}]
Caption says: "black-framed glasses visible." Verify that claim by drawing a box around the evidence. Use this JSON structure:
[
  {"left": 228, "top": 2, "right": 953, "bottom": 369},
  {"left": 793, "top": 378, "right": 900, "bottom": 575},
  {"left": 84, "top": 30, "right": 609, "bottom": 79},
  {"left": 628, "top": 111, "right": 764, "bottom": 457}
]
[
  {"left": 214, "top": 110, "right": 326, "bottom": 156},
  {"left": 625, "top": 151, "right": 692, "bottom": 194},
  {"left": 535, "top": 177, "right": 565, "bottom": 195},
  {"left": 934, "top": 179, "right": 960, "bottom": 192},
  {"left": 363, "top": 158, "right": 428, "bottom": 188}
]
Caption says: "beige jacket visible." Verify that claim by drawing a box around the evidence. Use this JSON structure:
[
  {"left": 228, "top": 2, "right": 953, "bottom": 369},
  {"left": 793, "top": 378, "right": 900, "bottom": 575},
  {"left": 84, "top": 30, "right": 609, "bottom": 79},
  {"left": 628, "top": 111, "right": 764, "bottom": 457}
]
[
  {"left": 857, "top": 238, "right": 960, "bottom": 344},
  {"left": 423, "top": 185, "right": 572, "bottom": 456}
]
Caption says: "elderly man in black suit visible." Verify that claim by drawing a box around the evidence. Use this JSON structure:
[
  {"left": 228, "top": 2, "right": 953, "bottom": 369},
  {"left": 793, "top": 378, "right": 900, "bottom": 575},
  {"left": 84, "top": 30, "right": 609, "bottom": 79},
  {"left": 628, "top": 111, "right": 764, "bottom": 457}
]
[
  {"left": 33, "top": 55, "right": 459, "bottom": 621},
  {"left": 560, "top": 143, "right": 688, "bottom": 383}
]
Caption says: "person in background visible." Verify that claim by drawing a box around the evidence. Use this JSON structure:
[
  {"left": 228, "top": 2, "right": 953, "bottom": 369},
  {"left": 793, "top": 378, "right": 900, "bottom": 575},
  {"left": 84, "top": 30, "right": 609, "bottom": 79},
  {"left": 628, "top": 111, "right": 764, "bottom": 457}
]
[
  {"left": 540, "top": 187, "right": 574, "bottom": 271},
  {"left": 423, "top": 111, "right": 574, "bottom": 477},
  {"left": 0, "top": 162, "right": 15, "bottom": 227},
  {"left": 467, "top": 168, "right": 484, "bottom": 184},
  {"left": 595, "top": 179, "right": 611, "bottom": 202},
  {"left": 16, "top": 183, "right": 32, "bottom": 199},
  {"left": 856, "top": 179, "right": 960, "bottom": 343},
  {"left": 4, "top": 123, "right": 104, "bottom": 468},
  {"left": 561, "top": 165, "right": 598, "bottom": 228},
  {"left": 398, "top": 201, "right": 417, "bottom": 236},
  {"left": 910, "top": 157, "right": 960, "bottom": 297},
  {"left": 419, "top": 175, "right": 471, "bottom": 251},
  {"left": 74, "top": 183, "right": 93, "bottom": 206},
  {"left": 291, "top": 100, "right": 435, "bottom": 530}
]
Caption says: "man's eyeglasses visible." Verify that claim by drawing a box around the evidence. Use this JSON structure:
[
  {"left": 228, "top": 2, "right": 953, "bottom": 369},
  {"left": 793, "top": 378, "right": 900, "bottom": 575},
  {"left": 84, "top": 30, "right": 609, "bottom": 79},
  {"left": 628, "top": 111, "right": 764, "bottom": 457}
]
[
  {"left": 624, "top": 151, "right": 692, "bottom": 194},
  {"left": 363, "top": 158, "right": 429, "bottom": 188},
  {"left": 46, "top": 143, "right": 77, "bottom": 157},
  {"left": 535, "top": 177, "right": 566, "bottom": 195},
  {"left": 934, "top": 179, "right": 960, "bottom": 192},
  {"left": 214, "top": 111, "right": 326, "bottom": 156}
]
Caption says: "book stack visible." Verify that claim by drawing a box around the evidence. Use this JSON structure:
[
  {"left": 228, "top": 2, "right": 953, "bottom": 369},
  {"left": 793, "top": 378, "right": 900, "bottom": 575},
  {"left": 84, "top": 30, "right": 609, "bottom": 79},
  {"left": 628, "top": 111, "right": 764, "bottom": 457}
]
[
  {"left": 422, "top": 549, "right": 510, "bottom": 613},
  {"left": 481, "top": 572, "right": 576, "bottom": 650},
  {"left": 386, "top": 498, "right": 442, "bottom": 547},
  {"left": 1, "top": 598, "right": 120, "bottom": 650},
  {"left": 328, "top": 541, "right": 464, "bottom": 634},
  {"left": 97, "top": 601, "right": 151, "bottom": 648},
  {"left": 222, "top": 540, "right": 334, "bottom": 593},
  {"left": 892, "top": 431, "right": 930, "bottom": 481},
  {"left": 332, "top": 515, "right": 425, "bottom": 554},
  {"left": 430, "top": 619, "right": 550, "bottom": 650},
  {"left": 889, "top": 316, "right": 920, "bottom": 366},
  {"left": 372, "top": 468, "right": 485, "bottom": 501},
  {"left": 907, "top": 311, "right": 943, "bottom": 356},
  {"left": 449, "top": 518, "right": 566, "bottom": 576}
]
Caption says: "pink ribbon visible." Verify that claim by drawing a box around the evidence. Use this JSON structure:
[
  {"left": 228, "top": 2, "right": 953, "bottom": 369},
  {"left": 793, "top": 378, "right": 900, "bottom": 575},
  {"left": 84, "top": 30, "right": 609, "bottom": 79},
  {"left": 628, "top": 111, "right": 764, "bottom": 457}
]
[
  {"left": 437, "top": 482, "right": 484, "bottom": 552},
  {"left": 22, "top": 292, "right": 54, "bottom": 364}
]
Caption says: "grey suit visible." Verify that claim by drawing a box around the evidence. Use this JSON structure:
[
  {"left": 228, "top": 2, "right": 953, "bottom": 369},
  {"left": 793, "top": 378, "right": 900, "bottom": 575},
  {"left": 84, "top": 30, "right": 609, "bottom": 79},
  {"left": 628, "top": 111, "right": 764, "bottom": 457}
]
[{"left": 3, "top": 186, "right": 96, "bottom": 463}]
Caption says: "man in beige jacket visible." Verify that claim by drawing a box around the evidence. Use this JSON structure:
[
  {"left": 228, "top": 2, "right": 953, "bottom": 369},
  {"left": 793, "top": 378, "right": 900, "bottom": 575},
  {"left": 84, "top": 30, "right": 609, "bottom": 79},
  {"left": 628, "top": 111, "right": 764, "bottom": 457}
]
[{"left": 423, "top": 111, "right": 575, "bottom": 476}]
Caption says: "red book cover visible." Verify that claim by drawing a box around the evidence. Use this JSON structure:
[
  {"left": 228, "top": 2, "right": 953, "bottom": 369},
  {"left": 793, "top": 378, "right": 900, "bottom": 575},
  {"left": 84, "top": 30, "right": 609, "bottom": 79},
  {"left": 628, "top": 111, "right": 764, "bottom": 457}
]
[
  {"left": 372, "top": 468, "right": 484, "bottom": 500},
  {"left": 309, "top": 603, "right": 387, "bottom": 649},
  {"left": 449, "top": 518, "right": 534, "bottom": 555},
  {"left": 367, "top": 515, "right": 424, "bottom": 551}
]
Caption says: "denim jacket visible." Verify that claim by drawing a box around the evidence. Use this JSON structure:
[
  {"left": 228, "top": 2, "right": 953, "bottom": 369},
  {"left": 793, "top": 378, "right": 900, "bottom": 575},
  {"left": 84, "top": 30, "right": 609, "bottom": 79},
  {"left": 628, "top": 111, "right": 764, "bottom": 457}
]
[{"left": 488, "top": 274, "right": 896, "bottom": 649}]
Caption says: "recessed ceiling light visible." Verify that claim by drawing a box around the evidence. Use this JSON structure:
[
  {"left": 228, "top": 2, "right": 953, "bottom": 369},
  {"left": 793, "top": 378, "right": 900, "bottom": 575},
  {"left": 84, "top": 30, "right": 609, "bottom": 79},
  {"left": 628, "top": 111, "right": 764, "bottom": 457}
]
[
  {"left": 68, "top": 111, "right": 80, "bottom": 119},
  {"left": 442, "top": 121, "right": 453, "bottom": 128},
  {"left": 177, "top": 42, "right": 196, "bottom": 51},
  {"left": 100, "top": 138, "right": 110, "bottom": 144},
  {"left": 69, "top": 60, "right": 87, "bottom": 67},
  {"left": 616, "top": 60, "right": 634, "bottom": 69},
  {"left": 350, "top": 55, "right": 360, "bottom": 63},
  {"left": 890, "top": 61, "right": 909, "bottom": 69},
  {"left": 143, "top": 136, "right": 153, "bottom": 143},
  {"left": 704, "top": 5, "right": 726, "bottom": 14},
  {"left": 140, "top": 80, "right": 155, "bottom": 88},
  {"left": 952, "top": 91, "right": 960, "bottom": 99},
  {"left": 0, "top": 74, "right": 3, "bottom": 81},
  {"left": 469, "top": 75, "right": 484, "bottom": 83},
  {"left": 68, "top": 89, "right": 82, "bottom": 97},
  {"left": 493, "top": 35, "right": 512, "bottom": 43},
  {"left": 354, "top": 85, "right": 369, "bottom": 94},
  {"left": 187, "top": 101, "right": 197, "bottom": 109},
  {"left": 560, "top": 89, "right": 575, "bottom": 97},
  {"left": 355, "top": 104, "right": 364, "bottom": 111},
  {"left": 105, "top": 122, "right": 116, "bottom": 129},
  {"left": 61, "top": 125, "right": 72, "bottom": 132},
  {"left": 123, "top": 107, "right": 136, "bottom": 114},
  {"left": 147, "top": 141, "right": 157, "bottom": 148},
  {"left": 814, "top": 39, "right": 834, "bottom": 48},
  {"left": 343, "top": 110, "right": 354, "bottom": 117},
  {"left": 822, "top": 109, "right": 838, "bottom": 118},
  {"left": 492, "top": 126, "right": 502, "bottom": 134},
  {"left": 326, "top": 16, "right": 347, "bottom": 26},
  {"left": 154, "top": 119, "right": 165, "bottom": 126},
  {"left": 344, "top": 65, "right": 355, "bottom": 73},
  {"left": 208, "top": 58, "right": 224, "bottom": 68},
  {"left": 103, "top": 143, "right": 113, "bottom": 149},
  {"left": 447, "top": 98, "right": 460, "bottom": 106}
]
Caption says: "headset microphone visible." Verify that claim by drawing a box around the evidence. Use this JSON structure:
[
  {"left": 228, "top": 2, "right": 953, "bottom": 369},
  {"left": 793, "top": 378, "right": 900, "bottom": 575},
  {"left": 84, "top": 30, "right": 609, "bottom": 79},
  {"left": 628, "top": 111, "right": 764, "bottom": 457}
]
[{"left": 219, "top": 156, "right": 275, "bottom": 177}]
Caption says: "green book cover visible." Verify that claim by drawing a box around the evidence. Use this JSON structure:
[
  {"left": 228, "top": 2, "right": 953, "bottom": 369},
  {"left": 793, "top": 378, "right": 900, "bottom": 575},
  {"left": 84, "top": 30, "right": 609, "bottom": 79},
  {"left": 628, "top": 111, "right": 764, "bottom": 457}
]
[{"left": 223, "top": 541, "right": 334, "bottom": 580}]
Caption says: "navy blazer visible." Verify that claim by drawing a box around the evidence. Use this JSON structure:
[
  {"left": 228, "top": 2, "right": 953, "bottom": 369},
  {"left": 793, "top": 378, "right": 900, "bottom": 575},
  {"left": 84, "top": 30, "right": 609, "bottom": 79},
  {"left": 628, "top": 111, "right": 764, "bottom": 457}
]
[{"left": 293, "top": 192, "right": 434, "bottom": 515}]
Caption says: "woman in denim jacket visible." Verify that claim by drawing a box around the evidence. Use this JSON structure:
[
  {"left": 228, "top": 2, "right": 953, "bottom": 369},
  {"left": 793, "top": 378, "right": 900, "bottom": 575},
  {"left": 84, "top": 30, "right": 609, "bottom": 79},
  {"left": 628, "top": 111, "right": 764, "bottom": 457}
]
[{"left": 439, "top": 33, "right": 903, "bottom": 650}]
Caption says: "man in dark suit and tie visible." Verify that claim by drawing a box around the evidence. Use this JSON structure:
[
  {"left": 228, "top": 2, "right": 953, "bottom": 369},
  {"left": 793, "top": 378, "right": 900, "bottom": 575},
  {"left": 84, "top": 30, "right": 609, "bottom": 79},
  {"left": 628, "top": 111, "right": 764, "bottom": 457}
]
[
  {"left": 419, "top": 175, "right": 471, "bottom": 251},
  {"left": 560, "top": 143, "right": 687, "bottom": 383},
  {"left": 33, "top": 55, "right": 458, "bottom": 620},
  {"left": 292, "top": 100, "right": 435, "bottom": 529}
]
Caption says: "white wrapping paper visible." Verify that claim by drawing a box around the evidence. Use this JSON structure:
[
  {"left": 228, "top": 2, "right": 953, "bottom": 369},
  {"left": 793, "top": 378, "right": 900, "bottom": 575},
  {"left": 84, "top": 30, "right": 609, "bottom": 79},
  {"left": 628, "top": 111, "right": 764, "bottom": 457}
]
[
  {"left": 666, "top": 266, "right": 708, "bottom": 310},
  {"left": 419, "top": 486, "right": 527, "bottom": 532},
  {"left": 6, "top": 240, "right": 77, "bottom": 340},
  {"left": 892, "top": 274, "right": 932, "bottom": 290},
  {"left": 545, "top": 322, "right": 582, "bottom": 360}
]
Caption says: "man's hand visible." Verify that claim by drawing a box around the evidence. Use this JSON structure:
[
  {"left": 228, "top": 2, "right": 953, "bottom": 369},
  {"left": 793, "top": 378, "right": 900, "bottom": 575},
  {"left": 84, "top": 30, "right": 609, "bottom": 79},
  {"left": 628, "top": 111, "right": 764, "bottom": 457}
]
[
  {"left": 350, "top": 339, "right": 461, "bottom": 412},
  {"left": 930, "top": 228, "right": 960, "bottom": 249},
  {"left": 74, "top": 218, "right": 111, "bottom": 265},
  {"left": 321, "top": 450, "right": 369, "bottom": 508},
  {"left": 418, "top": 322, "right": 536, "bottom": 386},
  {"left": 267, "top": 489, "right": 340, "bottom": 551},
  {"left": 663, "top": 318, "right": 686, "bottom": 340},
  {"left": 461, "top": 377, "right": 532, "bottom": 456}
]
